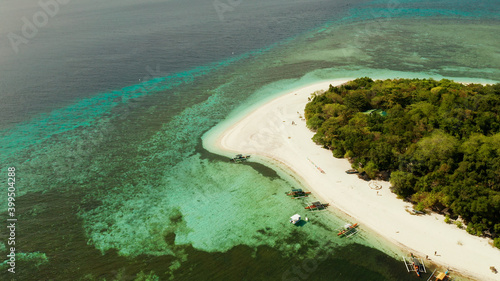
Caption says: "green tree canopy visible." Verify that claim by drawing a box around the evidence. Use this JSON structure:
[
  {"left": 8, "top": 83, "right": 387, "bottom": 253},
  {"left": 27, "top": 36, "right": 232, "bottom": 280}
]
[{"left": 305, "top": 78, "right": 500, "bottom": 245}]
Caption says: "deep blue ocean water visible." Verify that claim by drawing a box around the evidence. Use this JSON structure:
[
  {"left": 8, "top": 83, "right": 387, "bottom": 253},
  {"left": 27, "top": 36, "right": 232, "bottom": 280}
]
[{"left": 0, "top": 0, "right": 499, "bottom": 280}]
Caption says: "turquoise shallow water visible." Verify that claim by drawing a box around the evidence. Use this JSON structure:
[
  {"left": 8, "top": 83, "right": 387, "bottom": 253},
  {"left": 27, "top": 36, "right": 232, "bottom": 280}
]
[{"left": 1, "top": 2, "right": 499, "bottom": 280}]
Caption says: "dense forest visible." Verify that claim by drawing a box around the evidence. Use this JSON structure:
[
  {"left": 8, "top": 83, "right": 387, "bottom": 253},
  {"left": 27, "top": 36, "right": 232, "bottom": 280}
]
[{"left": 304, "top": 78, "right": 500, "bottom": 248}]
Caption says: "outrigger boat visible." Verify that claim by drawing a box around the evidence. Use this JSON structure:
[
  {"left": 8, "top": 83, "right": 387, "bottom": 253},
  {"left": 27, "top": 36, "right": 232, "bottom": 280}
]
[
  {"left": 345, "top": 169, "right": 359, "bottom": 174},
  {"left": 403, "top": 255, "right": 426, "bottom": 277},
  {"left": 305, "top": 201, "right": 329, "bottom": 210},
  {"left": 290, "top": 214, "right": 301, "bottom": 225},
  {"left": 337, "top": 223, "right": 359, "bottom": 237},
  {"left": 230, "top": 154, "right": 251, "bottom": 163},
  {"left": 428, "top": 269, "right": 452, "bottom": 281},
  {"left": 286, "top": 189, "right": 311, "bottom": 199}
]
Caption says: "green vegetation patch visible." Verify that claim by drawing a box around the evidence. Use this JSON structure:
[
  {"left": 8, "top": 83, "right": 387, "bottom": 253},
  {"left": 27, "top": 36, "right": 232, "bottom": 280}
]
[{"left": 305, "top": 78, "right": 500, "bottom": 245}]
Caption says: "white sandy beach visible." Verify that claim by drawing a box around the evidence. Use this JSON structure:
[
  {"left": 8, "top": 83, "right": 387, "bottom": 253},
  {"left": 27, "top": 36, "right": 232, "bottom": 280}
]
[{"left": 204, "top": 80, "right": 500, "bottom": 281}]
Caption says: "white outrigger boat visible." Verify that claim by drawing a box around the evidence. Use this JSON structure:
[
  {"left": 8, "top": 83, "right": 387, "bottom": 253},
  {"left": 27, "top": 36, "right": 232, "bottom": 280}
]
[
  {"left": 403, "top": 254, "right": 426, "bottom": 277},
  {"left": 290, "top": 214, "right": 301, "bottom": 225}
]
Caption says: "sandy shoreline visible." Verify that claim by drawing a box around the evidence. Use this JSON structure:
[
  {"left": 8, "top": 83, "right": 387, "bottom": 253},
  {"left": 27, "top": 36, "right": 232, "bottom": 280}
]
[{"left": 203, "top": 79, "right": 500, "bottom": 281}]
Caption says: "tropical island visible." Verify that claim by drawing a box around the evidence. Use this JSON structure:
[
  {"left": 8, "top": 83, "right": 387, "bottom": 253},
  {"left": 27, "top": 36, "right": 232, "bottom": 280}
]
[
  {"left": 206, "top": 77, "right": 500, "bottom": 280},
  {"left": 305, "top": 78, "right": 500, "bottom": 248}
]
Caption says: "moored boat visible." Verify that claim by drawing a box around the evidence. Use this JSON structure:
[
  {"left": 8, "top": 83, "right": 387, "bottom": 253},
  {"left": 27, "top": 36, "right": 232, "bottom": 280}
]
[
  {"left": 286, "top": 189, "right": 311, "bottom": 198},
  {"left": 230, "top": 154, "right": 251, "bottom": 163},
  {"left": 305, "top": 201, "right": 329, "bottom": 210},
  {"left": 290, "top": 214, "right": 301, "bottom": 225},
  {"left": 402, "top": 255, "right": 426, "bottom": 277},
  {"left": 337, "top": 223, "right": 359, "bottom": 237},
  {"left": 428, "top": 268, "right": 453, "bottom": 281}
]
